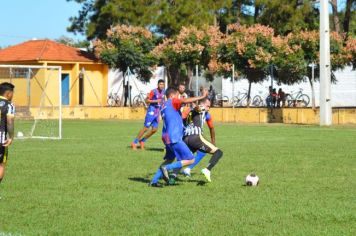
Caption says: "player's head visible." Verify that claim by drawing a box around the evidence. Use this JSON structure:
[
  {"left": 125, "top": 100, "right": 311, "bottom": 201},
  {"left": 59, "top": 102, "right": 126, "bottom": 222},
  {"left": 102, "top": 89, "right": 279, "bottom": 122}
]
[
  {"left": 0, "top": 82, "right": 15, "bottom": 101},
  {"left": 166, "top": 87, "right": 178, "bottom": 99},
  {"left": 157, "top": 79, "right": 165, "bottom": 91},
  {"left": 178, "top": 83, "right": 185, "bottom": 94},
  {"left": 198, "top": 97, "right": 211, "bottom": 111}
]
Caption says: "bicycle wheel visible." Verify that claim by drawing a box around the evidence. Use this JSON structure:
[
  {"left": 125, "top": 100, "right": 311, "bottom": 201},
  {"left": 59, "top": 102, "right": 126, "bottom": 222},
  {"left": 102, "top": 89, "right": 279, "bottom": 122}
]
[
  {"left": 285, "top": 94, "right": 294, "bottom": 107},
  {"left": 107, "top": 96, "right": 116, "bottom": 107},
  {"left": 232, "top": 96, "right": 240, "bottom": 107},
  {"left": 252, "top": 95, "right": 263, "bottom": 107},
  {"left": 298, "top": 94, "right": 310, "bottom": 107}
]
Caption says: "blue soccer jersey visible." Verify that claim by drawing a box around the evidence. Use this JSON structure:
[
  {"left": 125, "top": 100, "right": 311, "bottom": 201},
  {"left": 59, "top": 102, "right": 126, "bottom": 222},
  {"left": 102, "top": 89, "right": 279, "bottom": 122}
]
[
  {"left": 144, "top": 88, "right": 165, "bottom": 128},
  {"left": 161, "top": 98, "right": 184, "bottom": 144}
]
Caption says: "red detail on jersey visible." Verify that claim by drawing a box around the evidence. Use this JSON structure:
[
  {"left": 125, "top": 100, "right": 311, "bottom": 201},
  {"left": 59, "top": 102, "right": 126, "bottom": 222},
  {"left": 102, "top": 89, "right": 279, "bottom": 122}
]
[
  {"left": 172, "top": 98, "right": 182, "bottom": 111},
  {"left": 206, "top": 116, "right": 214, "bottom": 129},
  {"left": 148, "top": 90, "right": 155, "bottom": 100}
]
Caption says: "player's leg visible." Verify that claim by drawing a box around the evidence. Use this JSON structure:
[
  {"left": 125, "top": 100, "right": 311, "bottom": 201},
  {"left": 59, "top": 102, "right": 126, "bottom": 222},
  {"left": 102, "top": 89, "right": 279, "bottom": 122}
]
[
  {"left": 149, "top": 145, "right": 175, "bottom": 187},
  {"left": 160, "top": 141, "right": 195, "bottom": 183},
  {"left": 139, "top": 116, "right": 159, "bottom": 149},
  {"left": 132, "top": 112, "right": 154, "bottom": 149},
  {"left": 182, "top": 135, "right": 205, "bottom": 177},
  {"left": 0, "top": 147, "right": 7, "bottom": 199},
  {"left": 199, "top": 135, "right": 223, "bottom": 182}
]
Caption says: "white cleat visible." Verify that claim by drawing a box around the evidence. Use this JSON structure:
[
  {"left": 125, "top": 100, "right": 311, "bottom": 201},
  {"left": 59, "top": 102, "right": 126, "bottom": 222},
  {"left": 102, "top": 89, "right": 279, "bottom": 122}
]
[
  {"left": 183, "top": 168, "right": 191, "bottom": 177},
  {"left": 201, "top": 168, "right": 211, "bottom": 182}
]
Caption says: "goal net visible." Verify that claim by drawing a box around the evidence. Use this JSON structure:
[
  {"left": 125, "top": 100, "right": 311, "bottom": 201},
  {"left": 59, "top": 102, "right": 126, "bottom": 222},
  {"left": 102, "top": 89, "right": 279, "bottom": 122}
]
[{"left": 0, "top": 65, "right": 62, "bottom": 139}]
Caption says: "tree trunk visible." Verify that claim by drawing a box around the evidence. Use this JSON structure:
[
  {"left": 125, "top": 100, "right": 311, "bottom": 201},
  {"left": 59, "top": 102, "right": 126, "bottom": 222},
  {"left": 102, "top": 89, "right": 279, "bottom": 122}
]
[
  {"left": 308, "top": 76, "right": 316, "bottom": 110},
  {"left": 330, "top": 0, "right": 341, "bottom": 33},
  {"left": 343, "top": 0, "right": 353, "bottom": 37},
  {"left": 247, "top": 80, "right": 252, "bottom": 107},
  {"left": 254, "top": 4, "right": 260, "bottom": 23},
  {"left": 236, "top": 1, "right": 242, "bottom": 25}
]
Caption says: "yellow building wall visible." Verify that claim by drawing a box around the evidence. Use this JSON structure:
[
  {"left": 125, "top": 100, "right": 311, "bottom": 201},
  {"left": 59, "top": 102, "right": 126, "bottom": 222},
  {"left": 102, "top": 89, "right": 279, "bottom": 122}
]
[{"left": 0, "top": 61, "right": 108, "bottom": 108}]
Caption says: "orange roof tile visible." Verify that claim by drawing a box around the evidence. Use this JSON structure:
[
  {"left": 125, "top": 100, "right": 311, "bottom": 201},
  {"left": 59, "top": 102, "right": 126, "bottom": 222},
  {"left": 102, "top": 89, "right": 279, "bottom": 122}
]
[{"left": 0, "top": 39, "right": 99, "bottom": 63}]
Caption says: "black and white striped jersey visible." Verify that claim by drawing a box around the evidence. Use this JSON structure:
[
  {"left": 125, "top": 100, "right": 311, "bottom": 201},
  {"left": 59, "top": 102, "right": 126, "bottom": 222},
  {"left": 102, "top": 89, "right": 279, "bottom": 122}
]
[
  {"left": 0, "top": 96, "right": 15, "bottom": 144},
  {"left": 183, "top": 108, "right": 213, "bottom": 136}
]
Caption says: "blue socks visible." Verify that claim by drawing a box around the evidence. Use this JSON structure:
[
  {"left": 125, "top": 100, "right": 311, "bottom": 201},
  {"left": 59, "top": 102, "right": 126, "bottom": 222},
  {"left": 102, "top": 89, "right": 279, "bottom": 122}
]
[
  {"left": 189, "top": 151, "right": 207, "bottom": 170},
  {"left": 133, "top": 138, "right": 139, "bottom": 144},
  {"left": 151, "top": 168, "right": 163, "bottom": 184},
  {"left": 165, "top": 161, "right": 183, "bottom": 171},
  {"left": 140, "top": 138, "right": 147, "bottom": 143}
]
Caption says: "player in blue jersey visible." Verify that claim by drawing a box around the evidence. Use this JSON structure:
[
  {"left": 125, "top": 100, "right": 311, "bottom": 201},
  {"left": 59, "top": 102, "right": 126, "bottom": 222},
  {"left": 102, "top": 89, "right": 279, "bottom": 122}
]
[
  {"left": 149, "top": 87, "right": 208, "bottom": 187},
  {"left": 131, "top": 79, "right": 165, "bottom": 150}
]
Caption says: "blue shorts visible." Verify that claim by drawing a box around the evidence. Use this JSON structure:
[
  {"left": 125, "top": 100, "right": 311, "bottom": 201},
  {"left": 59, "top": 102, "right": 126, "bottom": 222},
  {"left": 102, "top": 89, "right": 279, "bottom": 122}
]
[
  {"left": 144, "top": 110, "right": 159, "bottom": 129},
  {"left": 164, "top": 141, "right": 194, "bottom": 161}
]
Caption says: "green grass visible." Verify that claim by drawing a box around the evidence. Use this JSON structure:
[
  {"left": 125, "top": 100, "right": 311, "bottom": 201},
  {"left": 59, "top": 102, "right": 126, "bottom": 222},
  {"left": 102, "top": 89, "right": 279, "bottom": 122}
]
[{"left": 0, "top": 120, "right": 355, "bottom": 235}]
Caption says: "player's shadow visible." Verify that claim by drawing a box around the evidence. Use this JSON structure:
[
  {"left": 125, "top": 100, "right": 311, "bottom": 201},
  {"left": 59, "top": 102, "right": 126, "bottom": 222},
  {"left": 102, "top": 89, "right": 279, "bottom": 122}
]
[
  {"left": 128, "top": 177, "right": 151, "bottom": 184},
  {"left": 186, "top": 179, "right": 207, "bottom": 186},
  {"left": 145, "top": 147, "right": 165, "bottom": 152}
]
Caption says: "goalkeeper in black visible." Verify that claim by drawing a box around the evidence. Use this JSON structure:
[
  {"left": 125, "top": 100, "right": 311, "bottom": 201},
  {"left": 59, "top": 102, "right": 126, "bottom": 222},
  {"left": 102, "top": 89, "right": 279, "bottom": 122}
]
[{"left": 0, "top": 82, "right": 15, "bottom": 199}]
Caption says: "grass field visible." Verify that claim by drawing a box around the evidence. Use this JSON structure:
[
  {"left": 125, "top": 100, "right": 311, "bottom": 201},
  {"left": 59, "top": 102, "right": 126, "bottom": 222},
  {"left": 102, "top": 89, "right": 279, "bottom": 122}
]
[{"left": 0, "top": 120, "right": 355, "bottom": 235}]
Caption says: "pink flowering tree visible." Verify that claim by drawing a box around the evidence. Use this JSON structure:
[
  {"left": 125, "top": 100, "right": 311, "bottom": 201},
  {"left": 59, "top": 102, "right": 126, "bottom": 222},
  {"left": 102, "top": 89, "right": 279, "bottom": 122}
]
[
  {"left": 217, "top": 24, "right": 275, "bottom": 106},
  {"left": 152, "top": 25, "right": 225, "bottom": 87},
  {"left": 93, "top": 25, "right": 157, "bottom": 81}
]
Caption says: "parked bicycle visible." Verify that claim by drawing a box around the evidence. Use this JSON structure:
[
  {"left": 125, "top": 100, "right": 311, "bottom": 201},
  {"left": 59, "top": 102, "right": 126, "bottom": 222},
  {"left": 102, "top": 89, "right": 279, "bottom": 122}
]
[
  {"left": 214, "top": 94, "right": 229, "bottom": 107},
  {"left": 285, "top": 88, "right": 310, "bottom": 107},
  {"left": 132, "top": 91, "right": 148, "bottom": 108},
  {"left": 107, "top": 92, "right": 122, "bottom": 107},
  {"left": 231, "top": 90, "right": 250, "bottom": 107}
]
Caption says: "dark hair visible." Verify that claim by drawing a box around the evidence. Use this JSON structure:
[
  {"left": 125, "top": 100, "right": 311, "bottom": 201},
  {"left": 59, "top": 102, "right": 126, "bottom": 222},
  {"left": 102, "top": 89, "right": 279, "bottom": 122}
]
[
  {"left": 165, "top": 87, "right": 177, "bottom": 97},
  {"left": 158, "top": 79, "right": 165, "bottom": 84},
  {"left": 0, "top": 82, "right": 15, "bottom": 95},
  {"left": 178, "top": 83, "right": 185, "bottom": 87},
  {"left": 199, "top": 97, "right": 210, "bottom": 104}
]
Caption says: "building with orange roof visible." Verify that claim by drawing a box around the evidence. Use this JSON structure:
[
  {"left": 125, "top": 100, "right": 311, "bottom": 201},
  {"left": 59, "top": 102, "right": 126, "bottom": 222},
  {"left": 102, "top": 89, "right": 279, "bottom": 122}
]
[{"left": 0, "top": 39, "right": 108, "bottom": 106}]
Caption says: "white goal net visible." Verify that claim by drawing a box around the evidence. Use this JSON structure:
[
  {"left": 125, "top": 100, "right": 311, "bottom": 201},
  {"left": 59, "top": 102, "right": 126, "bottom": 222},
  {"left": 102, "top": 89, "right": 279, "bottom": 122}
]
[{"left": 0, "top": 65, "right": 62, "bottom": 139}]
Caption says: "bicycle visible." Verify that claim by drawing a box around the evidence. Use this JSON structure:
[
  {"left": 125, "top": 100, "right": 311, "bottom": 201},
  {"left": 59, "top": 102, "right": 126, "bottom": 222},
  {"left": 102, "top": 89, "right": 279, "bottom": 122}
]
[
  {"left": 107, "top": 92, "right": 122, "bottom": 107},
  {"left": 231, "top": 90, "right": 250, "bottom": 107},
  {"left": 285, "top": 88, "right": 310, "bottom": 107},
  {"left": 132, "top": 91, "right": 148, "bottom": 108},
  {"left": 214, "top": 94, "right": 229, "bottom": 107}
]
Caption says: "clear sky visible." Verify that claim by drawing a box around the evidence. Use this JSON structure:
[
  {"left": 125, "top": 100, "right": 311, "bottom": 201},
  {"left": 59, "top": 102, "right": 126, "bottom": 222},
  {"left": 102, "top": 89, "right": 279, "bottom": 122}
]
[{"left": 0, "top": 0, "right": 85, "bottom": 47}]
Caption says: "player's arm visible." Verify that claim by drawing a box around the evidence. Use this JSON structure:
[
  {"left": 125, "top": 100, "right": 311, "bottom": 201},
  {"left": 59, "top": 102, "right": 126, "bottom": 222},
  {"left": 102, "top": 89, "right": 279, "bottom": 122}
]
[
  {"left": 4, "top": 104, "right": 15, "bottom": 147},
  {"left": 180, "top": 89, "right": 208, "bottom": 104},
  {"left": 206, "top": 113, "right": 215, "bottom": 145},
  {"left": 146, "top": 90, "right": 162, "bottom": 104}
]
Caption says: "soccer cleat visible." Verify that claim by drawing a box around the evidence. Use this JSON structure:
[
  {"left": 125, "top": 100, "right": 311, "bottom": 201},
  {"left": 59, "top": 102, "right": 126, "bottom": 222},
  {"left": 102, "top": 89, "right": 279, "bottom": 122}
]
[
  {"left": 201, "top": 168, "right": 211, "bottom": 182},
  {"left": 160, "top": 166, "right": 169, "bottom": 183},
  {"left": 131, "top": 142, "right": 137, "bottom": 150},
  {"left": 148, "top": 182, "right": 163, "bottom": 188},
  {"left": 183, "top": 168, "right": 191, "bottom": 177},
  {"left": 140, "top": 141, "right": 145, "bottom": 150}
]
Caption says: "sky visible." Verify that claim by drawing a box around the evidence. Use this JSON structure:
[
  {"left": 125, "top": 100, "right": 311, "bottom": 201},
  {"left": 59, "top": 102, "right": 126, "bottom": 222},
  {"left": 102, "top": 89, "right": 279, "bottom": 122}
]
[{"left": 0, "top": 0, "right": 85, "bottom": 47}]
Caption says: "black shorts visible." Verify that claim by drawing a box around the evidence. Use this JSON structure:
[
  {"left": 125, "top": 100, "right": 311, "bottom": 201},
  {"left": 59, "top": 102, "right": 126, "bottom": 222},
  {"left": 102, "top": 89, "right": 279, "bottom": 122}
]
[
  {"left": 0, "top": 146, "right": 8, "bottom": 164},
  {"left": 183, "top": 134, "right": 218, "bottom": 154}
]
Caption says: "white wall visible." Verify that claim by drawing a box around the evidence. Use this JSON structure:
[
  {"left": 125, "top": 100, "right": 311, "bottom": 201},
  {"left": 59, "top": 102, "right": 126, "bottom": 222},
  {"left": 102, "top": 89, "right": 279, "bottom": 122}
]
[{"left": 108, "top": 66, "right": 356, "bottom": 107}]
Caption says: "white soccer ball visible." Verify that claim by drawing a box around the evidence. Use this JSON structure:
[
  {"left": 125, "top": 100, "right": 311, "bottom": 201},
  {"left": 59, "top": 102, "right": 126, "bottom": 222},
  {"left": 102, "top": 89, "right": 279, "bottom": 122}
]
[
  {"left": 245, "top": 173, "right": 259, "bottom": 186},
  {"left": 17, "top": 131, "right": 24, "bottom": 138}
]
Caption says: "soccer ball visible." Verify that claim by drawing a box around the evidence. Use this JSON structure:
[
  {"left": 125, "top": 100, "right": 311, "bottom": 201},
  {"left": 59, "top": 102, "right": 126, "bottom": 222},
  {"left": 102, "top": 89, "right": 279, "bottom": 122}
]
[
  {"left": 245, "top": 173, "right": 259, "bottom": 186},
  {"left": 17, "top": 131, "right": 24, "bottom": 138}
]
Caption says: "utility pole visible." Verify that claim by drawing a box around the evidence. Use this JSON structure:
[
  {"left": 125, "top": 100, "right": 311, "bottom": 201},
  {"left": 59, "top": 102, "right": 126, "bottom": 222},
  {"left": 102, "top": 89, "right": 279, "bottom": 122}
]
[{"left": 319, "top": 0, "right": 332, "bottom": 125}]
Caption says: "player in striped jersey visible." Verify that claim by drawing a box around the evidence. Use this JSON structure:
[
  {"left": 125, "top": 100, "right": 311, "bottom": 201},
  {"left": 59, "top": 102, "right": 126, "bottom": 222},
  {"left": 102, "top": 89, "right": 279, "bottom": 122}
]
[
  {"left": 0, "top": 82, "right": 15, "bottom": 199},
  {"left": 181, "top": 98, "right": 223, "bottom": 182}
]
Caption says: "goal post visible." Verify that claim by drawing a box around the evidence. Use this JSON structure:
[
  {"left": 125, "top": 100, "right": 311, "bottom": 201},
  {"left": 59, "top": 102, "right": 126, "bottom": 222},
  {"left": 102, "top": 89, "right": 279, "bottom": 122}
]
[{"left": 0, "top": 65, "right": 62, "bottom": 139}]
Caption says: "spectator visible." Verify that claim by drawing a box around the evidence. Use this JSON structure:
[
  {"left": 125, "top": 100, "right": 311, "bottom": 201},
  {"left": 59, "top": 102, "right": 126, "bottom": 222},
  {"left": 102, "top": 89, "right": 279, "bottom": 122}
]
[
  {"left": 124, "top": 81, "right": 132, "bottom": 107},
  {"left": 208, "top": 85, "right": 216, "bottom": 107},
  {"left": 272, "top": 88, "right": 278, "bottom": 107},
  {"left": 178, "top": 83, "right": 188, "bottom": 99},
  {"left": 277, "top": 88, "right": 286, "bottom": 107},
  {"left": 266, "top": 86, "right": 273, "bottom": 107}
]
